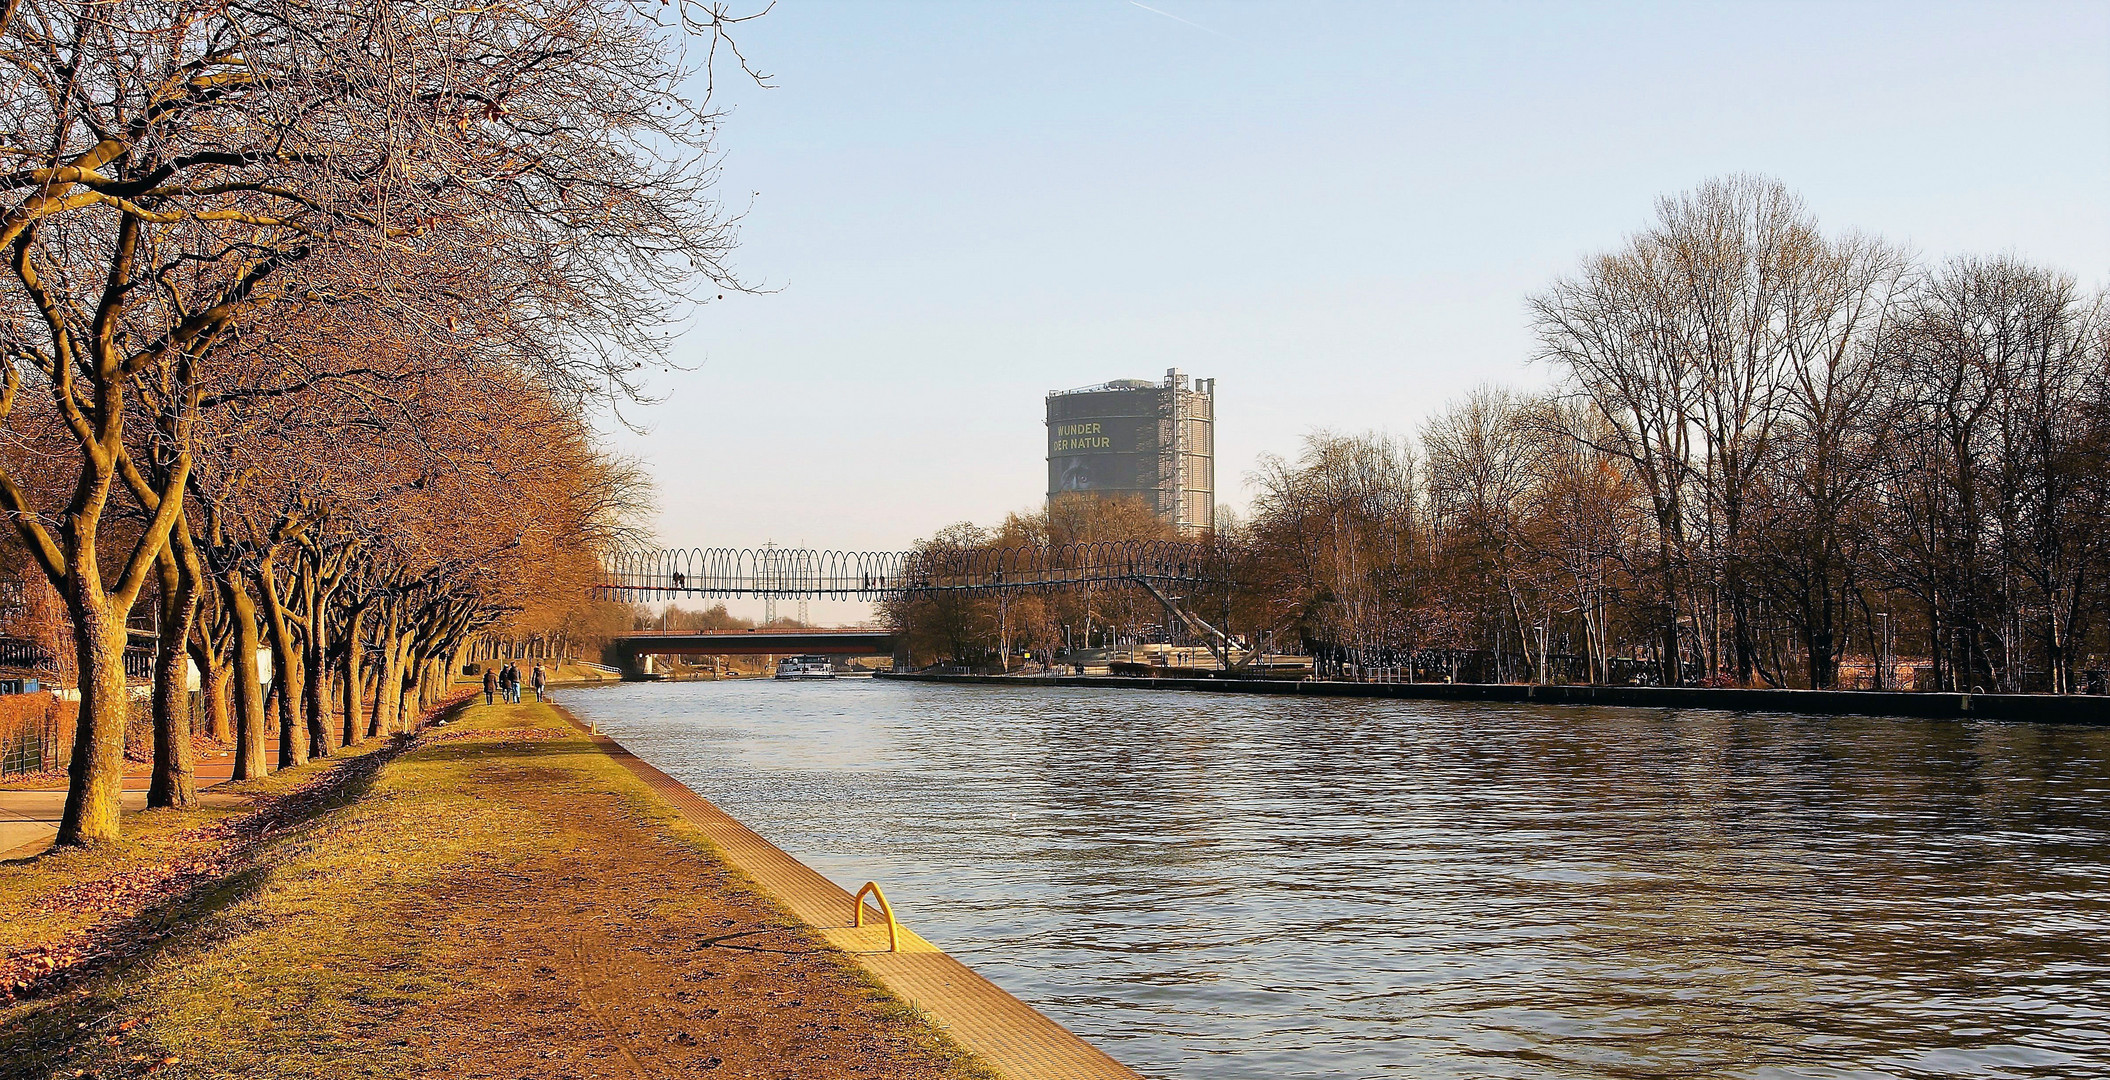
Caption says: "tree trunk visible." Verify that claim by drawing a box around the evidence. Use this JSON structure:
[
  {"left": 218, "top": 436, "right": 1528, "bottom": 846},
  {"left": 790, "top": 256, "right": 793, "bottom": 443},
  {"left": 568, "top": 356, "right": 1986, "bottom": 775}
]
[
  {"left": 340, "top": 604, "right": 367, "bottom": 746},
  {"left": 272, "top": 649, "right": 305, "bottom": 767},
  {"left": 259, "top": 561, "right": 308, "bottom": 768},
  {"left": 302, "top": 572, "right": 333, "bottom": 758},
  {"left": 57, "top": 596, "right": 132, "bottom": 845},
  {"left": 1654, "top": 523, "right": 1684, "bottom": 687},
  {"left": 190, "top": 622, "right": 233, "bottom": 744},
  {"left": 303, "top": 642, "right": 331, "bottom": 758},
  {"left": 396, "top": 645, "right": 417, "bottom": 728},
  {"left": 414, "top": 652, "right": 434, "bottom": 713},
  {"left": 370, "top": 608, "right": 402, "bottom": 737},
  {"left": 225, "top": 575, "right": 270, "bottom": 779},
  {"left": 273, "top": 662, "right": 301, "bottom": 768},
  {"left": 148, "top": 553, "right": 200, "bottom": 809}
]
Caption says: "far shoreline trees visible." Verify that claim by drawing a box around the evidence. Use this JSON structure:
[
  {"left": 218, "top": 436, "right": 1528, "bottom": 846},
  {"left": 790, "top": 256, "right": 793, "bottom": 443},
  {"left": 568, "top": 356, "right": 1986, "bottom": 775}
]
[{"left": 894, "top": 177, "right": 2108, "bottom": 693}]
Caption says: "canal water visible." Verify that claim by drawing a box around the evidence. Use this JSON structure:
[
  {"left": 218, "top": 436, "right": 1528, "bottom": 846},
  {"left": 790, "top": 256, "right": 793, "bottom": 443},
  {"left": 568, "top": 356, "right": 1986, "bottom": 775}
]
[{"left": 557, "top": 679, "right": 2110, "bottom": 1080}]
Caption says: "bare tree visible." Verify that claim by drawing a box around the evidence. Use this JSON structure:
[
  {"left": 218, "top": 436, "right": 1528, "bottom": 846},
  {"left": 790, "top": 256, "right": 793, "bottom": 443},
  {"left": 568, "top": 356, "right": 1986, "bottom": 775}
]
[
  {"left": 0, "top": 0, "right": 747, "bottom": 842},
  {"left": 1873, "top": 257, "right": 2105, "bottom": 692}
]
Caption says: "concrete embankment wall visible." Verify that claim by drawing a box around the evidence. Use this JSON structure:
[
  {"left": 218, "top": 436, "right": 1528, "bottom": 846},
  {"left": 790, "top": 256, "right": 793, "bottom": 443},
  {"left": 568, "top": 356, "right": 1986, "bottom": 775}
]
[{"left": 876, "top": 672, "right": 2110, "bottom": 725}]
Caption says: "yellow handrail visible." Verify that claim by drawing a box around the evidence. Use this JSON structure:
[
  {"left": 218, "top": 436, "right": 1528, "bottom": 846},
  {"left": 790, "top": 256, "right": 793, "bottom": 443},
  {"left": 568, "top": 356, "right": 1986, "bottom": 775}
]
[{"left": 853, "top": 880, "right": 899, "bottom": 953}]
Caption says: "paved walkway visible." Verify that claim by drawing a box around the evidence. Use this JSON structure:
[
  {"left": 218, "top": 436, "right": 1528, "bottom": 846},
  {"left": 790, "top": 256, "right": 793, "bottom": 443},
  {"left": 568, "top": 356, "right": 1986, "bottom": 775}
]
[
  {"left": 0, "top": 789, "right": 150, "bottom": 856},
  {"left": 594, "top": 736, "right": 1144, "bottom": 1080},
  {"left": 1, "top": 745, "right": 275, "bottom": 858}
]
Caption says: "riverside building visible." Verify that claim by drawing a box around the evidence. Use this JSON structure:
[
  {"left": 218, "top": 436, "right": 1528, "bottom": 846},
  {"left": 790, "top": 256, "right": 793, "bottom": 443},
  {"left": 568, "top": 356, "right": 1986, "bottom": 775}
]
[{"left": 1045, "top": 369, "right": 1216, "bottom": 536}]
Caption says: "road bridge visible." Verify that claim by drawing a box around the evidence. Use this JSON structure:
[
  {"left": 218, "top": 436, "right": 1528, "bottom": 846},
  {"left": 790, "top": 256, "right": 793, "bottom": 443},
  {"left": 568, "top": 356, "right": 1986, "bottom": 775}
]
[
  {"left": 610, "top": 629, "right": 899, "bottom": 677},
  {"left": 613, "top": 628, "right": 896, "bottom": 657}
]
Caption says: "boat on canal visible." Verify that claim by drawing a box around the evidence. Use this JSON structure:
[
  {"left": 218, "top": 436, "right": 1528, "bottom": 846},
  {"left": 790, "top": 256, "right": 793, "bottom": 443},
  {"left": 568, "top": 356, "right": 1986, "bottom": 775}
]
[{"left": 773, "top": 655, "right": 837, "bottom": 679}]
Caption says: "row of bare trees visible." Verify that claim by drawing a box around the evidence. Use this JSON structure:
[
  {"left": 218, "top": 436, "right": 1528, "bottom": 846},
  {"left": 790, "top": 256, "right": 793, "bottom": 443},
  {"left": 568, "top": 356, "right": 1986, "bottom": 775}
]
[
  {"left": 1237, "top": 176, "right": 2108, "bottom": 692},
  {"left": 881, "top": 494, "right": 1180, "bottom": 668},
  {"left": 891, "top": 178, "right": 2107, "bottom": 693},
  {"left": 0, "top": 0, "right": 749, "bottom": 843}
]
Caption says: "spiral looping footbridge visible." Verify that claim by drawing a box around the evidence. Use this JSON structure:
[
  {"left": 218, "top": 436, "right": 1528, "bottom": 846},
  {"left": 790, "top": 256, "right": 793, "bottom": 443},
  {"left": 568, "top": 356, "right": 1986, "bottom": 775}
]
[{"left": 596, "top": 539, "right": 1228, "bottom": 602}]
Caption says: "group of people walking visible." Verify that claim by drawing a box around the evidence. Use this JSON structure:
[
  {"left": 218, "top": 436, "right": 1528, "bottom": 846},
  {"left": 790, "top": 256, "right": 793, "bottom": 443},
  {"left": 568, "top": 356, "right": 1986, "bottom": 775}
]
[{"left": 482, "top": 660, "right": 549, "bottom": 705}]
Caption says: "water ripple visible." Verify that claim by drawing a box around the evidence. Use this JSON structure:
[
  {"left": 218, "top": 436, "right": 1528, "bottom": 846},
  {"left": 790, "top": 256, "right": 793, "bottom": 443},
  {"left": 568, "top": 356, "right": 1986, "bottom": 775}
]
[{"left": 560, "top": 680, "right": 2110, "bottom": 1080}]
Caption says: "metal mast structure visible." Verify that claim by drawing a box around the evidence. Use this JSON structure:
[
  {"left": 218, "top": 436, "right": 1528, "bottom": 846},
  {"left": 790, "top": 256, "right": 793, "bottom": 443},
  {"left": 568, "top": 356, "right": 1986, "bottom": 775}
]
[{"left": 1158, "top": 368, "right": 1186, "bottom": 532}]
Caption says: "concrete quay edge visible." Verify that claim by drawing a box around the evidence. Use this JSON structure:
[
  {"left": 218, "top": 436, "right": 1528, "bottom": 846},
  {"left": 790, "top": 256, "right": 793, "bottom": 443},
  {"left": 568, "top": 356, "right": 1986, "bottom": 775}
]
[{"left": 876, "top": 672, "right": 2110, "bottom": 724}]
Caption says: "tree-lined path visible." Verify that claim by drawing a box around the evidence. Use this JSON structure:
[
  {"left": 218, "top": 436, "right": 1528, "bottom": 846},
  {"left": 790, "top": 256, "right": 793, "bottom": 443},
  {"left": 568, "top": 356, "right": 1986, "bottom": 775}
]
[{"left": 0, "top": 700, "right": 991, "bottom": 1079}]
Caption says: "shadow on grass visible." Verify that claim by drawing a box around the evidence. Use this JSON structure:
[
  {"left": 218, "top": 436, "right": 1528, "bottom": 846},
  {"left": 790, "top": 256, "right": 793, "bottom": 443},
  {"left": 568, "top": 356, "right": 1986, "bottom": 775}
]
[
  {"left": 693, "top": 928, "right": 819, "bottom": 956},
  {"left": 0, "top": 730, "right": 422, "bottom": 1075},
  {"left": 0, "top": 863, "right": 274, "bottom": 1078},
  {"left": 403, "top": 739, "right": 600, "bottom": 766}
]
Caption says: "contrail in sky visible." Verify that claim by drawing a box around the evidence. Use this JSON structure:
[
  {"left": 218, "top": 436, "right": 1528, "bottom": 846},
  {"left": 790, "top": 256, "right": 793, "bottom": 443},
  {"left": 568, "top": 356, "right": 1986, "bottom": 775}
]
[{"left": 1129, "top": 1, "right": 1226, "bottom": 37}]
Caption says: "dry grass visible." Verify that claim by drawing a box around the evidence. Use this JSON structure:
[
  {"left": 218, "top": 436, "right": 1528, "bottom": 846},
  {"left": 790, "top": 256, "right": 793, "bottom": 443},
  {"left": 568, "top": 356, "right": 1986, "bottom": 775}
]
[
  {"left": 0, "top": 739, "right": 391, "bottom": 963},
  {"left": 0, "top": 702, "right": 994, "bottom": 1080}
]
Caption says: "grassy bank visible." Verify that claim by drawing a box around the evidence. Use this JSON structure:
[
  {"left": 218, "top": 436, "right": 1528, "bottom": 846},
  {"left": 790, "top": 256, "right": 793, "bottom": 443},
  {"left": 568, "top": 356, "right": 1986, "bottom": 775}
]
[{"left": 0, "top": 701, "right": 990, "bottom": 1080}]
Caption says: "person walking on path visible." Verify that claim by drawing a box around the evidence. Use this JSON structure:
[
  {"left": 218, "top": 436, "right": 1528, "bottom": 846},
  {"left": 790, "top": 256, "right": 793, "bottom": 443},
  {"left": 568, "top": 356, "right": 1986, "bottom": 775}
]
[
  {"left": 483, "top": 665, "right": 498, "bottom": 706},
  {"left": 501, "top": 661, "right": 520, "bottom": 704},
  {"left": 531, "top": 664, "right": 548, "bottom": 702}
]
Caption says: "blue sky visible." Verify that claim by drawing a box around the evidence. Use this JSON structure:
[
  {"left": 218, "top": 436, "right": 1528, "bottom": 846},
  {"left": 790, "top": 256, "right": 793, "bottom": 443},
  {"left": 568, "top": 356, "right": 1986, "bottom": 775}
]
[{"left": 612, "top": 0, "right": 2109, "bottom": 566}]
